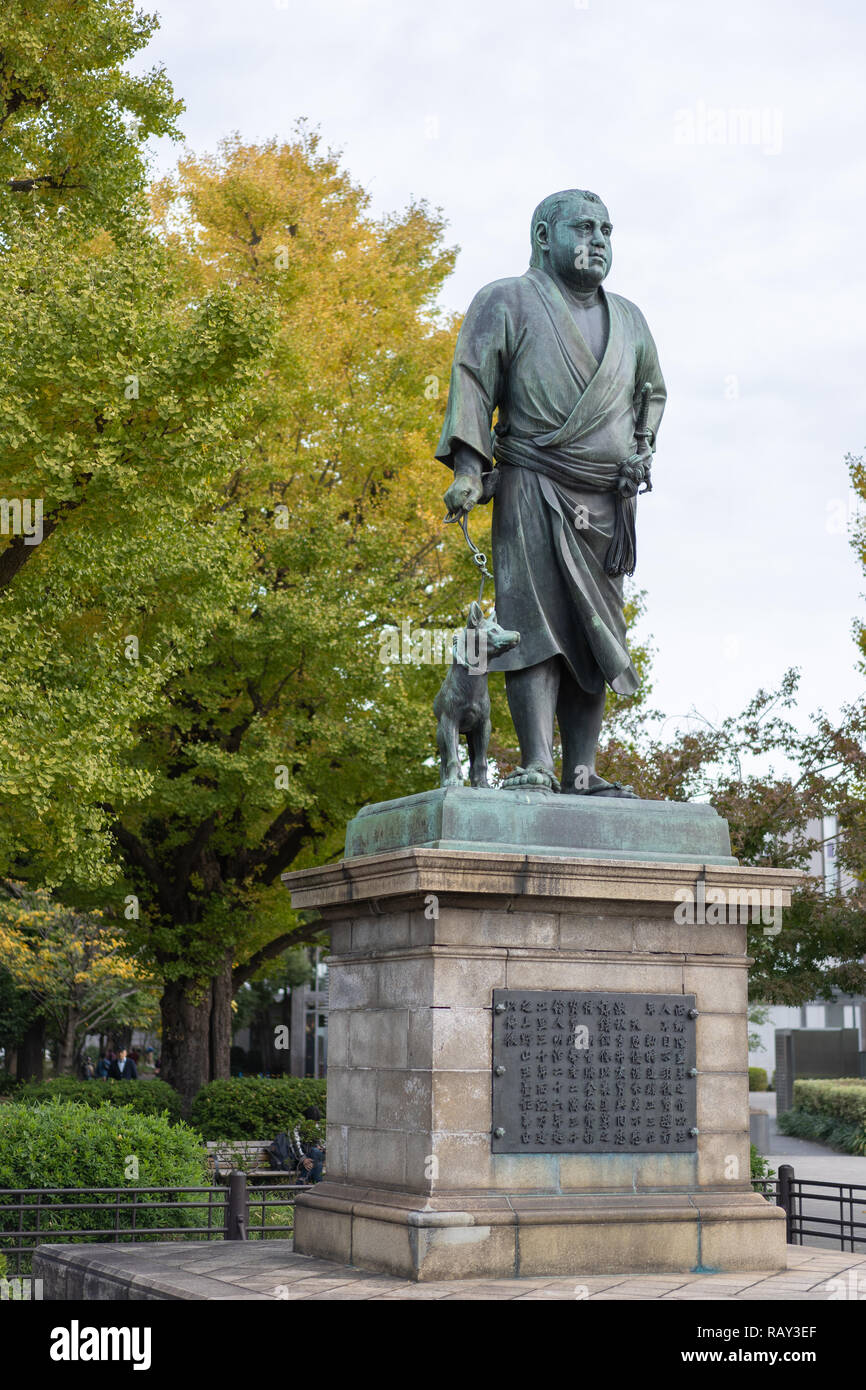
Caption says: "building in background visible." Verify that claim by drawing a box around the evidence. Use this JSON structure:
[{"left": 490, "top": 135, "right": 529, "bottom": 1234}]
[
  {"left": 232, "top": 946, "right": 329, "bottom": 1078},
  {"left": 750, "top": 815, "right": 865, "bottom": 1078},
  {"left": 294, "top": 948, "right": 328, "bottom": 1079}
]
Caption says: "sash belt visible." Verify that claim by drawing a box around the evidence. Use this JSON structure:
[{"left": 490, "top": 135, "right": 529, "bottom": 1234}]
[{"left": 493, "top": 435, "right": 638, "bottom": 578}]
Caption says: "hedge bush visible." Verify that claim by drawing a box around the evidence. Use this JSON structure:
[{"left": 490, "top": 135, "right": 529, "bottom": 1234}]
[
  {"left": 0, "top": 1101, "right": 209, "bottom": 1270},
  {"left": 792, "top": 1077, "right": 866, "bottom": 1121},
  {"left": 777, "top": 1078, "right": 866, "bottom": 1156},
  {"left": 15, "top": 1077, "right": 182, "bottom": 1123},
  {"left": 748, "top": 1067, "right": 768, "bottom": 1092},
  {"left": 750, "top": 1144, "right": 775, "bottom": 1182},
  {"left": 190, "top": 1077, "right": 327, "bottom": 1140}
]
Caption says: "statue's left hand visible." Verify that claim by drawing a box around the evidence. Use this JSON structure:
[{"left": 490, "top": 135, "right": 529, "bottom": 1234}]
[{"left": 618, "top": 450, "right": 652, "bottom": 497}]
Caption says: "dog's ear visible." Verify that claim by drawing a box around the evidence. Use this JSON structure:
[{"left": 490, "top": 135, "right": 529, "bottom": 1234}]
[{"left": 468, "top": 601, "right": 482, "bottom": 628}]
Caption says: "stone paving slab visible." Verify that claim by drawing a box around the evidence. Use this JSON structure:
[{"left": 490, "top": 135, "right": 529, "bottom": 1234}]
[{"left": 32, "top": 1239, "right": 866, "bottom": 1300}]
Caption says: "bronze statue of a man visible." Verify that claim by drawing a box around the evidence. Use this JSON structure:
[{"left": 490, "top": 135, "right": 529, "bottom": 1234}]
[{"left": 437, "top": 189, "right": 666, "bottom": 795}]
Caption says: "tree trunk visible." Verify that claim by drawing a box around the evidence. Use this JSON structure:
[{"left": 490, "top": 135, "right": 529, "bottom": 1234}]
[
  {"left": 56, "top": 1012, "right": 79, "bottom": 1077},
  {"left": 16, "top": 1017, "right": 45, "bottom": 1082},
  {"left": 112, "top": 1025, "right": 133, "bottom": 1053},
  {"left": 160, "top": 980, "right": 212, "bottom": 1116},
  {"left": 209, "top": 951, "right": 233, "bottom": 1082},
  {"left": 160, "top": 956, "right": 234, "bottom": 1114}
]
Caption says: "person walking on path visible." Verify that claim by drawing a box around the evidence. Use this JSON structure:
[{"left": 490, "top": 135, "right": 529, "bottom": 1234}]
[{"left": 108, "top": 1048, "right": 138, "bottom": 1080}]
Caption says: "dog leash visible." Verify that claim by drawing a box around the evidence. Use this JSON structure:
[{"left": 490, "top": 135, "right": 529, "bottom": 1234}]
[{"left": 443, "top": 510, "right": 493, "bottom": 606}]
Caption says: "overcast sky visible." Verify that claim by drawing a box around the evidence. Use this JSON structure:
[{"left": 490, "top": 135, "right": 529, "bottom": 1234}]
[{"left": 139, "top": 0, "right": 866, "bottom": 742}]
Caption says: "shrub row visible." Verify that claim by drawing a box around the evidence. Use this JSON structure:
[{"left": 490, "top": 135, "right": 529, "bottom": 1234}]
[
  {"left": 12, "top": 1077, "right": 182, "bottom": 1123},
  {"left": 0, "top": 1074, "right": 329, "bottom": 1270},
  {"left": 791, "top": 1078, "right": 866, "bottom": 1124},
  {"left": 748, "top": 1067, "right": 768, "bottom": 1092},
  {"left": 0, "top": 1074, "right": 328, "bottom": 1139},
  {"left": 777, "top": 1078, "right": 866, "bottom": 1156},
  {"left": 189, "top": 1077, "right": 327, "bottom": 1140},
  {"left": 776, "top": 1107, "right": 866, "bottom": 1156}
]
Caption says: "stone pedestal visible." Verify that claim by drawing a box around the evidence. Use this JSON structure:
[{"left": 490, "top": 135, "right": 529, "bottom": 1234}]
[{"left": 283, "top": 796, "right": 797, "bottom": 1281}]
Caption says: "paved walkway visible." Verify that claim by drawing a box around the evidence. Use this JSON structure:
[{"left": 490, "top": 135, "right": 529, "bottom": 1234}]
[{"left": 34, "top": 1240, "right": 866, "bottom": 1301}]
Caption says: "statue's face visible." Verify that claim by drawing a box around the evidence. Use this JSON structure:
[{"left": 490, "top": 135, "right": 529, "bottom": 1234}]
[{"left": 538, "top": 196, "right": 612, "bottom": 290}]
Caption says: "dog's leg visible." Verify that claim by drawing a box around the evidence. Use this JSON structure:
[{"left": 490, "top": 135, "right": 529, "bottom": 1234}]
[
  {"left": 436, "top": 717, "right": 463, "bottom": 787},
  {"left": 467, "top": 713, "right": 491, "bottom": 788}
]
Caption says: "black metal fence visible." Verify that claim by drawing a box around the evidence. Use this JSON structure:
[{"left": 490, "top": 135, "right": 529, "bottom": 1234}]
[
  {"left": 752, "top": 1163, "right": 866, "bottom": 1252},
  {"left": 3, "top": 1166, "right": 864, "bottom": 1280},
  {"left": 0, "top": 1172, "right": 303, "bottom": 1277}
]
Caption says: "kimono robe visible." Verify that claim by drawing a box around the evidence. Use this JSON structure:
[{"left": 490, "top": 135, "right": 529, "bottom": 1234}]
[{"left": 435, "top": 267, "right": 666, "bottom": 696}]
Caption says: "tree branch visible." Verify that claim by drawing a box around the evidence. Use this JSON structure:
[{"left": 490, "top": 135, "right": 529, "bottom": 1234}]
[
  {"left": 0, "top": 500, "right": 81, "bottom": 592},
  {"left": 258, "top": 818, "right": 316, "bottom": 886},
  {"left": 8, "top": 172, "right": 83, "bottom": 193},
  {"left": 172, "top": 815, "right": 217, "bottom": 892},
  {"left": 232, "top": 920, "right": 326, "bottom": 992},
  {"left": 230, "top": 807, "right": 312, "bottom": 884},
  {"left": 105, "top": 818, "right": 174, "bottom": 913}
]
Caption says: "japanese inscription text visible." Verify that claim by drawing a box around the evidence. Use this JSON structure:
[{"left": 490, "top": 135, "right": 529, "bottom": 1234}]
[{"left": 491, "top": 990, "right": 697, "bottom": 1154}]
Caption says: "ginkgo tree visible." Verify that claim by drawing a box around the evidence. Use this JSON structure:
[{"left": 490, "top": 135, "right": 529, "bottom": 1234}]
[
  {"left": 0, "top": 216, "right": 274, "bottom": 889},
  {"left": 0, "top": 2, "right": 274, "bottom": 890}
]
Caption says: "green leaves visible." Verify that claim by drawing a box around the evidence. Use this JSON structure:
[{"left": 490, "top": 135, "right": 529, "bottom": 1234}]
[
  {"left": 0, "top": 0, "right": 183, "bottom": 232},
  {"left": 189, "top": 1077, "right": 327, "bottom": 1141},
  {"left": 0, "top": 885, "right": 158, "bottom": 1067},
  {"left": 0, "top": 209, "right": 274, "bottom": 888},
  {"left": 15, "top": 1077, "right": 181, "bottom": 1122},
  {"left": 778, "top": 1080, "right": 866, "bottom": 1156}
]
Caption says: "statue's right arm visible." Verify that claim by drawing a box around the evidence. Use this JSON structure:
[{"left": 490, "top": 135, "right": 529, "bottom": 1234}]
[{"left": 438, "top": 284, "right": 511, "bottom": 516}]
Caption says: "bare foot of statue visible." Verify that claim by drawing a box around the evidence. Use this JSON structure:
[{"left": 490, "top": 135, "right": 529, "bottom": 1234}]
[
  {"left": 568, "top": 772, "right": 639, "bottom": 799},
  {"left": 501, "top": 762, "right": 562, "bottom": 792}
]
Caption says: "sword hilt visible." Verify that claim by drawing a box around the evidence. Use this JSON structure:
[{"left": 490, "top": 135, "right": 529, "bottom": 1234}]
[{"left": 634, "top": 380, "right": 653, "bottom": 448}]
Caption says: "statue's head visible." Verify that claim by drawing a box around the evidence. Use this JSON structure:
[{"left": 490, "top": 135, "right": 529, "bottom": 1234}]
[{"left": 530, "top": 188, "right": 612, "bottom": 290}]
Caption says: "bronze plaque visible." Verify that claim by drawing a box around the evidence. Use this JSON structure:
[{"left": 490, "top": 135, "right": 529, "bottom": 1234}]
[{"left": 491, "top": 990, "right": 698, "bottom": 1153}]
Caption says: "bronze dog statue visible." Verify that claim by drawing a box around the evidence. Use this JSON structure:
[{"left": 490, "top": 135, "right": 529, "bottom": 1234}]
[{"left": 433, "top": 603, "right": 520, "bottom": 788}]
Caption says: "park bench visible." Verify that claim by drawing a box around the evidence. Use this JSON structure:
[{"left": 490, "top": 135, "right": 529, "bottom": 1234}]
[{"left": 205, "top": 1139, "right": 304, "bottom": 1183}]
